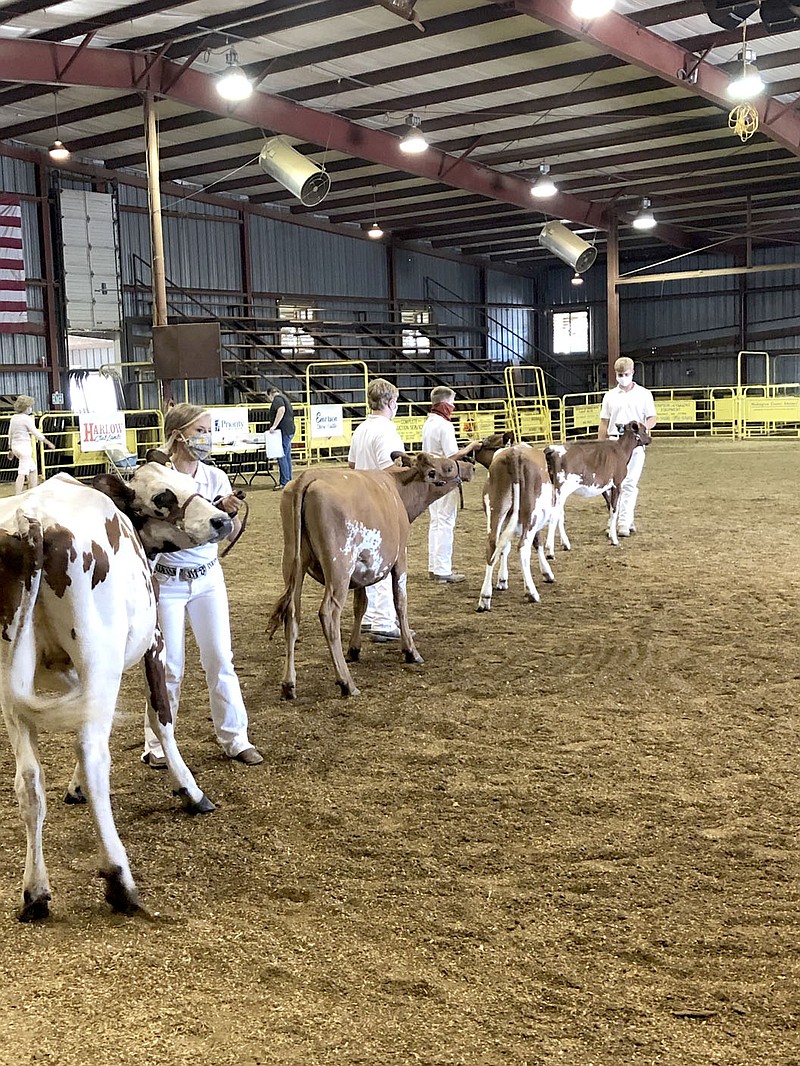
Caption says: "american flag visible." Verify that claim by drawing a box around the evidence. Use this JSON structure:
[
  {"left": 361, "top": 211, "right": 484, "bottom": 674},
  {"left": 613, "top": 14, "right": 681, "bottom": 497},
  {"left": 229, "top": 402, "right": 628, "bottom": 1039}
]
[{"left": 0, "top": 193, "right": 27, "bottom": 332}]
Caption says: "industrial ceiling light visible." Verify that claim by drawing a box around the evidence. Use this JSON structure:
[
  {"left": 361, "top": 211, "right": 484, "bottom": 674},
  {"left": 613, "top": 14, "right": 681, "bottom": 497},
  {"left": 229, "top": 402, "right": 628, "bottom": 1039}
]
[
  {"left": 217, "top": 46, "right": 253, "bottom": 101},
  {"left": 727, "top": 46, "right": 764, "bottom": 100},
  {"left": 570, "top": 271, "right": 584, "bottom": 286},
  {"left": 48, "top": 91, "right": 70, "bottom": 162},
  {"left": 531, "top": 162, "right": 557, "bottom": 199},
  {"left": 632, "top": 197, "right": 657, "bottom": 231},
  {"left": 399, "top": 114, "right": 428, "bottom": 154},
  {"left": 571, "top": 0, "right": 615, "bottom": 18},
  {"left": 367, "top": 222, "right": 384, "bottom": 239}
]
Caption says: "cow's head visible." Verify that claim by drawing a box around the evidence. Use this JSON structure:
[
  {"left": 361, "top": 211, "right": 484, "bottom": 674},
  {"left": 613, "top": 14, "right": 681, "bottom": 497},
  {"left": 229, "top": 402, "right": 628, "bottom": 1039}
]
[
  {"left": 92, "top": 462, "right": 232, "bottom": 557},
  {"left": 392, "top": 451, "right": 474, "bottom": 485},
  {"left": 622, "top": 421, "right": 652, "bottom": 448},
  {"left": 473, "top": 431, "right": 515, "bottom": 470}
]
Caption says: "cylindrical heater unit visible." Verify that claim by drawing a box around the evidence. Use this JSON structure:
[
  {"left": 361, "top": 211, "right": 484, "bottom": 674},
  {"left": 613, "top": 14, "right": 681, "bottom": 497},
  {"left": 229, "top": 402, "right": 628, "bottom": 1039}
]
[
  {"left": 538, "top": 221, "right": 597, "bottom": 273},
  {"left": 258, "top": 137, "right": 331, "bottom": 207}
]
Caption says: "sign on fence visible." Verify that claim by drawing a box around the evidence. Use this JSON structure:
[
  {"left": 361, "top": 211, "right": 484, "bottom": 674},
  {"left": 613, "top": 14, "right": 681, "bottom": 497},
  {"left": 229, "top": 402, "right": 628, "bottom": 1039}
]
[
  {"left": 78, "top": 412, "right": 127, "bottom": 452},
  {"left": 571, "top": 403, "right": 602, "bottom": 429},
  {"left": 211, "top": 407, "right": 250, "bottom": 445},
  {"left": 310, "top": 404, "right": 344, "bottom": 439},
  {"left": 656, "top": 398, "right": 698, "bottom": 423}
]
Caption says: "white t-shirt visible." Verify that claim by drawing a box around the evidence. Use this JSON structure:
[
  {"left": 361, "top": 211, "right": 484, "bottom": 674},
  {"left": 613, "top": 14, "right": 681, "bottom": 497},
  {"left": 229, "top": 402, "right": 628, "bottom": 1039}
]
[
  {"left": 155, "top": 461, "right": 232, "bottom": 568},
  {"left": 348, "top": 414, "right": 405, "bottom": 471},
  {"left": 600, "top": 382, "right": 656, "bottom": 438},
  {"left": 422, "top": 412, "right": 457, "bottom": 457}
]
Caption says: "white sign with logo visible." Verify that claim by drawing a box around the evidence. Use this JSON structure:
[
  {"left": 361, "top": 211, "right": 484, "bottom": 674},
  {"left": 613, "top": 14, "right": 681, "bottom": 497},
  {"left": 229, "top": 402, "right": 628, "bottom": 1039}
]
[
  {"left": 211, "top": 407, "right": 250, "bottom": 446},
  {"left": 79, "top": 412, "right": 127, "bottom": 452},
  {"left": 310, "top": 404, "right": 344, "bottom": 439}
]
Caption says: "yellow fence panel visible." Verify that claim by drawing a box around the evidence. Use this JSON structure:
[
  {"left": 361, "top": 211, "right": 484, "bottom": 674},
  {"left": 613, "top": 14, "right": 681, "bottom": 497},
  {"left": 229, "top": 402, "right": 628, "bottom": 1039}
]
[{"left": 571, "top": 403, "right": 602, "bottom": 430}]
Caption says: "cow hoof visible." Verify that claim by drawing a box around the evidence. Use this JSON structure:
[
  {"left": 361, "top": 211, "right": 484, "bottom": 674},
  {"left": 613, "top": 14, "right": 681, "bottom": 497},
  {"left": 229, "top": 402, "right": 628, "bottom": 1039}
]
[
  {"left": 18, "top": 891, "right": 51, "bottom": 922},
  {"left": 404, "top": 650, "right": 424, "bottom": 665},
  {"left": 546, "top": 551, "right": 555, "bottom": 561},
  {"left": 476, "top": 602, "right": 491, "bottom": 613},
  {"left": 345, "top": 647, "right": 360, "bottom": 663},
  {"left": 100, "top": 867, "right": 143, "bottom": 915},
  {"left": 336, "top": 682, "right": 360, "bottom": 698},
  {"left": 173, "top": 788, "right": 216, "bottom": 815},
  {"left": 544, "top": 574, "right": 555, "bottom": 584},
  {"left": 280, "top": 682, "right": 296, "bottom": 700},
  {"left": 525, "top": 593, "right": 540, "bottom": 604},
  {"left": 496, "top": 580, "right": 508, "bottom": 591},
  {"left": 64, "top": 785, "right": 86, "bottom": 805}
]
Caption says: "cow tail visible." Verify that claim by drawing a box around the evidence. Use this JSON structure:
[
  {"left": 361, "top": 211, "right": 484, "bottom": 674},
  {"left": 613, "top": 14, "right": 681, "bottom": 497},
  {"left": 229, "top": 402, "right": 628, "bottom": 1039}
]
[
  {"left": 544, "top": 446, "right": 558, "bottom": 507},
  {"left": 266, "top": 481, "right": 305, "bottom": 639},
  {"left": 0, "top": 512, "right": 50, "bottom": 715},
  {"left": 491, "top": 452, "right": 522, "bottom": 565}
]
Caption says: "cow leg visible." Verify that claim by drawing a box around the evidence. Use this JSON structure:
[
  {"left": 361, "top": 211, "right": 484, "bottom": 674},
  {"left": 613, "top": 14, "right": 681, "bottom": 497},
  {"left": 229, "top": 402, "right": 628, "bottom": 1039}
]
[
  {"left": 518, "top": 529, "right": 541, "bottom": 604},
  {"left": 346, "top": 587, "right": 368, "bottom": 663},
  {"left": 496, "top": 540, "right": 512, "bottom": 591},
  {"left": 319, "top": 583, "right": 360, "bottom": 697},
  {"left": 392, "top": 565, "right": 423, "bottom": 665},
  {"left": 3, "top": 713, "right": 51, "bottom": 921},
  {"left": 74, "top": 717, "right": 143, "bottom": 916},
  {"left": 534, "top": 531, "right": 555, "bottom": 583},
  {"left": 607, "top": 486, "right": 621, "bottom": 546},
  {"left": 65, "top": 763, "right": 86, "bottom": 805},
  {"left": 477, "top": 523, "right": 499, "bottom": 612},
  {"left": 280, "top": 576, "right": 303, "bottom": 700},
  {"left": 143, "top": 629, "right": 215, "bottom": 814}
]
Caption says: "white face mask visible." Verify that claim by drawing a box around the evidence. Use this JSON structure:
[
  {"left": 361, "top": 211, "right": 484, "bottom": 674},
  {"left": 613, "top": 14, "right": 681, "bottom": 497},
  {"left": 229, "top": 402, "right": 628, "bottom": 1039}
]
[{"left": 616, "top": 373, "right": 633, "bottom": 387}]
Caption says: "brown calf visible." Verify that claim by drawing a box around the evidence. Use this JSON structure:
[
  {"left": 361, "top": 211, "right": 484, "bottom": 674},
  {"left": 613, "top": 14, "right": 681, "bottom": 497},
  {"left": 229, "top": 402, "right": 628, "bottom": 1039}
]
[
  {"left": 544, "top": 421, "right": 651, "bottom": 552},
  {"left": 267, "top": 452, "right": 473, "bottom": 698},
  {"left": 477, "top": 443, "right": 555, "bottom": 612}
]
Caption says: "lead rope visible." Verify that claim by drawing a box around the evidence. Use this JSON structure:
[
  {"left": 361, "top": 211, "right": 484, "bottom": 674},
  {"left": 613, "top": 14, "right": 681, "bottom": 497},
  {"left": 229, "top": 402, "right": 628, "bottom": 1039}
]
[{"left": 217, "top": 491, "right": 249, "bottom": 559}]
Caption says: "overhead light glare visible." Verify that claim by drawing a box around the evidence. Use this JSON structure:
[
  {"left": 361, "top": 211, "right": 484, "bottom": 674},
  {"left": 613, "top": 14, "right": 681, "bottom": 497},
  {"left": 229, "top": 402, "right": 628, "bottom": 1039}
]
[
  {"left": 49, "top": 138, "right": 70, "bottom": 162},
  {"left": 571, "top": 0, "right": 615, "bottom": 18},
  {"left": 632, "top": 197, "right": 657, "bottom": 231},
  {"left": 399, "top": 113, "right": 428, "bottom": 154},
  {"left": 570, "top": 271, "right": 584, "bottom": 286},
  {"left": 367, "top": 221, "right": 384, "bottom": 239},
  {"left": 727, "top": 48, "right": 764, "bottom": 100},
  {"left": 217, "top": 46, "right": 253, "bottom": 101},
  {"left": 531, "top": 162, "right": 557, "bottom": 199}
]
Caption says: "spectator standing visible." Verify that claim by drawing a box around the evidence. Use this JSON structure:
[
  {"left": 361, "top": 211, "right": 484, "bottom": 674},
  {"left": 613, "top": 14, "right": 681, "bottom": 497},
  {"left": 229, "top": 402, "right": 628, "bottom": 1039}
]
[
  {"left": 266, "top": 386, "right": 295, "bottom": 490},
  {"left": 598, "top": 357, "right": 657, "bottom": 536},
  {"left": 422, "top": 385, "right": 472, "bottom": 584},
  {"left": 348, "top": 378, "right": 405, "bottom": 642},
  {"left": 142, "top": 402, "right": 262, "bottom": 769},
  {"left": 7, "top": 395, "right": 55, "bottom": 494}
]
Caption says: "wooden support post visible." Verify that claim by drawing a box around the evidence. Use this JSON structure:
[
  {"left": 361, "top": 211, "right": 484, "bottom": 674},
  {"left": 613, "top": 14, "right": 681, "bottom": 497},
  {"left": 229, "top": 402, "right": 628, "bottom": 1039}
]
[{"left": 144, "top": 93, "right": 171, "bottom": 406}]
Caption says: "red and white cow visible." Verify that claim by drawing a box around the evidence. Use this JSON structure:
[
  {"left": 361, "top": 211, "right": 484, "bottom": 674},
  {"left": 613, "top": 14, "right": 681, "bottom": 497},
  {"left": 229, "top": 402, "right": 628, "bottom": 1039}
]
[
  {"left": 267, "top": 452, "right": 473, "bottom": 699},
  {"left": 477, "top": 443, "right": 555, "bottom": 612},
  {"left": 0, "top": 464, "right": 232, "bottom": 921},
  {"left": 544, "top": 421, "right": 651, "bottom": 553}
]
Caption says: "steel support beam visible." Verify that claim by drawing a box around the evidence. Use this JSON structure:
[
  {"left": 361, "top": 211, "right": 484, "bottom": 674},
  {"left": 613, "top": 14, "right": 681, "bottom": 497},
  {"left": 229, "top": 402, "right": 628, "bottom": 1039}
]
[
  {"left": 0, "top": 37, "right": 605, "bottom": 230},
  {"left": 504, "top": 0, "right": 800, "bottom": 158}
]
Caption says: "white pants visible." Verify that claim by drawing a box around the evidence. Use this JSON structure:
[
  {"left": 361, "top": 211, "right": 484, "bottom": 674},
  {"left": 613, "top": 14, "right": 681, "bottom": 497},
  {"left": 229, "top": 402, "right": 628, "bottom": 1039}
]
[
  {"left": 144, "top": 565, "right": 252, "bottom": 759},
  {"left": 363, "top": 574, "right": 398, "bottom": 631},
  {"left": 618, "top": 447, "right": 646, "bottom": 531},
  {"left": 428, "top": 490, "right": 458, "bottom": 576},
  {"left": 12, "top": 446, "right": 36, "bottom": 476}
]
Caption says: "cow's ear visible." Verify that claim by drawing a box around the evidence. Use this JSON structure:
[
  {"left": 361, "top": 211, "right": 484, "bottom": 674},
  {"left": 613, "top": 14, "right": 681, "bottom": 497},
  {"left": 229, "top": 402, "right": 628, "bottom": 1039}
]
[
  {"left": 503, "top": 431, "right": 515, "bottom": 446},
  {"left": 92, "top": 472, "right": 135, "bottom": 510},
  {"left": 146, "top": 448, "right": 170, "bottom": 466},
  {"left": 391, "top": 451, "right": 413, "bottom": 468}
]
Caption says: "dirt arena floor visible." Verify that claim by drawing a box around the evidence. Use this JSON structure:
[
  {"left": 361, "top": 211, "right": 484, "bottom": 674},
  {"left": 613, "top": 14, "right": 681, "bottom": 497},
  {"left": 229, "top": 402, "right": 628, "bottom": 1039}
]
[{"left": 0, "top": 437, "right": 798, "bottom": 1066}]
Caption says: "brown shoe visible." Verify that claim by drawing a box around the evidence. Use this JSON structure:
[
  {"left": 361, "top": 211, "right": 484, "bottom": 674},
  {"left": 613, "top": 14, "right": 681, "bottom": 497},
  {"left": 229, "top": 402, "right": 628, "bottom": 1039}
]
[{"left": 232, "top": 746, "right": 263, "bottom": 765}]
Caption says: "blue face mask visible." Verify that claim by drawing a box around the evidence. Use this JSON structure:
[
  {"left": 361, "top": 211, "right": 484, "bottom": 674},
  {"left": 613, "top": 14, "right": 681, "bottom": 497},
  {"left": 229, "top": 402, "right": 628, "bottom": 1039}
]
[{"left": 182, "top": 432, "right": 212, "bottom": 460}]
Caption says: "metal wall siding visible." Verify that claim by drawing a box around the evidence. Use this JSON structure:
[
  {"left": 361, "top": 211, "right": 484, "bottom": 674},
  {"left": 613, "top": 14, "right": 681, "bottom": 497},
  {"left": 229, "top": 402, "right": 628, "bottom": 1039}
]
[
  {"left": 162, "top": 215, "right": 242, "bottom": 292},
  {"left": 0, "top": 154, "right": 37, "bottom": 195},
  {"left": 119, "top": 209, "right": 152, "bottom": 287},
  {"left": 249, "top": 216, "right": 387, "bottom": 297},
  {"left": 394, "top": 250, "right": 482, "bottom": 305},
  {"left": 0, "top": 369, "right": 48, "bottom": 409}
]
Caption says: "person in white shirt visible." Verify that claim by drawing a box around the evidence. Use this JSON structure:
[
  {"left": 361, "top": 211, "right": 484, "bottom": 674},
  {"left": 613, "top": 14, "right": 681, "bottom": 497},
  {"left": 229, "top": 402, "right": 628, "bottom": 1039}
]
[
  {"left": 7, "top": 394, "right": 55, "bottom": 494},
  {"left": 142, "top": 403, "right": 263, "bottom": 769},
  {"left": 347, "top": 378, "right": 405, "bottom": 642},
  {"left": 599, "top": 357, "right": 657, "bottom": 536},
  {"left": 421, "top": 385, "right": 474, "bottom": 584}
]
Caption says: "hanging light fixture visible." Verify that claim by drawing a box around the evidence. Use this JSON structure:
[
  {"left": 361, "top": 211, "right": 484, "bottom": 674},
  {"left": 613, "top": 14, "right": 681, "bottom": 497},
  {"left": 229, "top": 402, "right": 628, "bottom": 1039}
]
[
  {"left": 571, "top": 0, "right": 615, "bottom": 18},
  {"left": 570, "top": 271, "right": 584, "bottom": 286},
  {"left": 399, "top": 114, "right": 428, "bottom": 154},
  {"left": 217, "top": 45, "right": 253, "bottom": 101},
  {"left": 48, "top": 91, "right": 70, "bottom": 162},
  {"left": 366, "top": 182, "right": 384, "bottom": 238},
  {"left": 632, "top": 197, "right": 657, "bottom": 231},
  {"left": 531, "top": 162, "right": 557, "bottom": 199},
  {"left": 727, "top": 46, "right": 764, "bottom": 100}
]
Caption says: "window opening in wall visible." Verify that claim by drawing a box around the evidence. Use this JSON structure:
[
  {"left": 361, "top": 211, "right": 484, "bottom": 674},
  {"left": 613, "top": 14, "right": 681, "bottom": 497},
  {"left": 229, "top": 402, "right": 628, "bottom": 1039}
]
[
  {"left": 401, "top": 307, "right": 432, "bottom": 357},
  {"left": 278, "top": 304, "right": 318, "bottom": 356},
  {"left": 400, "top": 307, "right": 431, "bottom": 326},
  {"left": 552, "top": 308, "right": 589, "bottom": 355}
]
